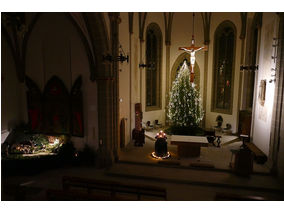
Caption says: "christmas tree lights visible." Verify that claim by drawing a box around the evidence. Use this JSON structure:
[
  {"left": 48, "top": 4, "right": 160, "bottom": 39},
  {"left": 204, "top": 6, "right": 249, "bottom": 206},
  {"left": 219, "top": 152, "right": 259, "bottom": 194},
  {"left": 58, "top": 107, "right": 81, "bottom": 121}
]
[{"left": 168, "top": 61, "right": 204, "bottom": 132}]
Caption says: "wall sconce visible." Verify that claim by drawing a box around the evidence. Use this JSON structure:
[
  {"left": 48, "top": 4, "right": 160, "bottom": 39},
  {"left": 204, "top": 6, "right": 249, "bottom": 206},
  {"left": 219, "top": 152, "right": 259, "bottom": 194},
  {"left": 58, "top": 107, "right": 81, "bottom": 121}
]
[
  {"left": 240, "top": 65, "right": 258, "bottom": 71},
  {"left": 139, "top": 63, "right": 148, "bottom": 68},
  {"left": 117, "top": 53, "right": 129, "bottom": 63},
  {"left": 139, "top": 63, "right": 155, "bottom": 68},
  {"left": 102, "top": 45, "right": 129, "bottom": 63},
  {"left": 269, "top": 68, "right": 277, "bottom": 83}
]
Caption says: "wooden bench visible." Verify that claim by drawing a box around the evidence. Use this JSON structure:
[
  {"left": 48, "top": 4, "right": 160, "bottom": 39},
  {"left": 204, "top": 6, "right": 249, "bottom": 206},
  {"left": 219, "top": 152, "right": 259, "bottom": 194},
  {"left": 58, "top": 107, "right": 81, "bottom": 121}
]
[
  {"left": 62, "top": 176, "right": 167, "bottom": 201},
  {"left": 46, "top": 188, "right": 133, "bottom": 201},
  {"left": 245, "top": 142, "right": 267, "bottom": 164},
  {"left": 215, "top": 192, "right": 266, "bottom": 201}
]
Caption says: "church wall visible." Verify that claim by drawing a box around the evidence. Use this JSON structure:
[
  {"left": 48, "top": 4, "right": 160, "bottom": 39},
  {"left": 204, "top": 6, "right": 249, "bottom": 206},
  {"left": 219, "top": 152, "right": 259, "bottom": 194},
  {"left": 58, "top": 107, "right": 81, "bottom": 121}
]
[
  {"left": 141, "top": 13, "right": 167, "bottom": 127},
  {"left": 25, "top": 13, "right": 99, "bottom": 150},
  {"left": 251, "top": 13, "right": 279, "bottom": 156},
  {"left": 1, "top": 36, "right": 27, "bottom": 135},
  {"left": 118, "top": 13, "right": 141, "bottom": 146},
  {"left": 103, "top": 13, "right": 111, "bottom": 43},
  {"left": 120, "top": 12, "right": 243, "bottom": 138},
  {"left": 118, "top": 12, "right": 131, "bottom": 146},
  {"left": 130, "top": 14, "right": 140, "bottom": 144},
  {"left": 170, "top": 12, "right": 205, "bottom": 99},
  {"left": 206, "top": 12, "right": 242, "bottom": 133}
]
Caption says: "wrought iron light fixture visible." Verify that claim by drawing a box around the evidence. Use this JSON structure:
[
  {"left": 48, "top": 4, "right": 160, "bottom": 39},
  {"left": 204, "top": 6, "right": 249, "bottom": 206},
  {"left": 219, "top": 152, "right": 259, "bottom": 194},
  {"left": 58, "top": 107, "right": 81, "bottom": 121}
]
[
  {"left": 102, "top": 45, "right": 129, "bottom": 63},
  {"left": 240, "top": 65, "right": 259, "bottom": 71}
]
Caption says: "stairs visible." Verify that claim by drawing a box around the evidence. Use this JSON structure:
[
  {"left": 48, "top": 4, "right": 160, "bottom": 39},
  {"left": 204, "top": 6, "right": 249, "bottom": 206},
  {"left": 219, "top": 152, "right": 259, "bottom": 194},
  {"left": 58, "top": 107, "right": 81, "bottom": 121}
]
[{"left": 106, "top": 162, "right": 284, "bottom": 194}]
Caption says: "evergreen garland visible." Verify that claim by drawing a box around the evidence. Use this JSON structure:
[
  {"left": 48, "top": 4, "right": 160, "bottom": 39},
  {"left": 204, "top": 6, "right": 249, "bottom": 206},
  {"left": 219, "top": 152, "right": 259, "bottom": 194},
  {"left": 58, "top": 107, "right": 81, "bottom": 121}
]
[{"left": 168, "top": 61, "right": 204, "bottom": 128}]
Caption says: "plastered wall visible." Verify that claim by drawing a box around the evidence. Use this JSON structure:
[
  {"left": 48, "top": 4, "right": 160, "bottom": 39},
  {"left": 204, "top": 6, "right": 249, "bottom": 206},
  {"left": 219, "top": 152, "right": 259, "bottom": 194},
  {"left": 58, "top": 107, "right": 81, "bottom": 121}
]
[
  {"left": 251, "top": 13, "right": 279, "bottom": 156},
  {"left": 206, "top": 12, "right": 242, "bottom": 133},
  {"left": 25, "top": 13, "right": 99, "bottom": 150},
  {"left": 1, "top": 36, "right": 27, "bottom": 132},
  {"left": 118, "top": 12, "right": 131, "bottom": 146},
  {"left": 119, "top": 12, "right": 243, "bottom": 144}
]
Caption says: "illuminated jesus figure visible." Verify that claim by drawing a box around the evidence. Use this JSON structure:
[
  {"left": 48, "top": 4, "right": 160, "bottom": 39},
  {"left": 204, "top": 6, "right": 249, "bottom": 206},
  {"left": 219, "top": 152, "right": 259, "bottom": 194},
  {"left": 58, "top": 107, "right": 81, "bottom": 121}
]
[{"left": 179, "top": 36, "right": 207, "bottom": 83}]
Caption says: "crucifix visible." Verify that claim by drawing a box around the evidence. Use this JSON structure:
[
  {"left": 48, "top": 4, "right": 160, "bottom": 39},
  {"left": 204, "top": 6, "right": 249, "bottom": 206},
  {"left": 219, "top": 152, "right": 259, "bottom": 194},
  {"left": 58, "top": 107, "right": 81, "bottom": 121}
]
[{"left": 179, "top": 13, "right": 207, "bottom": 83}]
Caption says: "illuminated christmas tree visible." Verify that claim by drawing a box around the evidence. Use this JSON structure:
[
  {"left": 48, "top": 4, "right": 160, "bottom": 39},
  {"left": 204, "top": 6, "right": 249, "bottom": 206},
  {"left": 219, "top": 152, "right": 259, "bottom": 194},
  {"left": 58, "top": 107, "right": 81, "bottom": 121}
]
[{"left": 167, "top": 61, "right": 204, "bottom": 135}]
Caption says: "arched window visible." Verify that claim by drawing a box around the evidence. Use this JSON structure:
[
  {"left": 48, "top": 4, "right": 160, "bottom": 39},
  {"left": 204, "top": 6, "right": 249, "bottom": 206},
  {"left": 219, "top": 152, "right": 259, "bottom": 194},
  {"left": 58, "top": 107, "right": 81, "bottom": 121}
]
[
  {"left": 145, "top": 23, "right": 162, "bottom": 111},
  {"left": 212, "top": 21, "right": 236, "bottom": 114}
]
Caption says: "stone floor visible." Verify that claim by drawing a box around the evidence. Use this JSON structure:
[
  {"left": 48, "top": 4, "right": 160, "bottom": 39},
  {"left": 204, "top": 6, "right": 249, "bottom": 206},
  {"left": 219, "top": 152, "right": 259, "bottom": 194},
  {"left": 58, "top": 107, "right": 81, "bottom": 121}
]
[
  {"left": 107, "top": 162, "right": 284, "bottom": 200},
  {"left": 1, "top": 130, "right": 282, "bottom": 201},
  {"left": 118, "top": 129, "right": 270, "bottom": 174},
  {"left": 2, "top": 164, "right": 284, "bottom": 201}
]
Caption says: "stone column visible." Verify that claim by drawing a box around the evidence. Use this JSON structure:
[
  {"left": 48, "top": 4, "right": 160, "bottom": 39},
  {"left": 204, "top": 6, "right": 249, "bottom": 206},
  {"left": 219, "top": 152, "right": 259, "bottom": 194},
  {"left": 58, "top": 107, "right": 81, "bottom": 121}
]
[
  {"left": 138, "top": 12, "right": 147, "bottom": 106},
  {"left": 165, "top": 43, "right": 171, "bottom": 125},
  {"left": 164, "top": 12, "right": 174, "bottom": 126},
  {"left": 201, "top": 12, "right": 211, "bottom": 128},
  {"left": 109, "top": 12, "right": 121, "bottom": 162},
  {"left": 128, "top": 12, "right": 134, "bottom": 143}
]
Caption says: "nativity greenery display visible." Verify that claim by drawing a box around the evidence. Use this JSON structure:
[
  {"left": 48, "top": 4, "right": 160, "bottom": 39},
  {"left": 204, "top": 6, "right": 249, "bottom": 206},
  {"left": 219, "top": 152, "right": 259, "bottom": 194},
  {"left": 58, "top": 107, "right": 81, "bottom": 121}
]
[{"left": 167, "top": 61, "right": 204, "bottom": 135}]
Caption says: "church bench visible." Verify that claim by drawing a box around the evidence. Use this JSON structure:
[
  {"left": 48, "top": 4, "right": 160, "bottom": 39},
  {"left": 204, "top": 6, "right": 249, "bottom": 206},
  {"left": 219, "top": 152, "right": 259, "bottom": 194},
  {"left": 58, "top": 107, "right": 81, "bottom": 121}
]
[
  {"left": 215, "top": 192, "right": 266, "bottom": 201},
  {"left": 245, "top": 142, "right": 267, "bottom": 164},
  {"left": 62, "top": 176, "right": 167, "bottom": 201},
  {"left": 46, "top": 188, "right": 131, "bottom": 201}
]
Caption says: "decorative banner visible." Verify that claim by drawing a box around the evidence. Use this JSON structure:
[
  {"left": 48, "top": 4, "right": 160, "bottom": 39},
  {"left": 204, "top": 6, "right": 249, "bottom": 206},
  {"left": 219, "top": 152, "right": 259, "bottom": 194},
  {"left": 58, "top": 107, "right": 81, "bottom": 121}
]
[
  {"left": 26, "top": 75, "right": 84, "bottom": 136},
  {"left": 71, "top": 76, "right": 84, "bottom": 137},
  {"left": 43, "top": 76, "right": 70, "bottom": 135},
  {"left": 25, "top": 76, "right": 42, "bottom": 132}
]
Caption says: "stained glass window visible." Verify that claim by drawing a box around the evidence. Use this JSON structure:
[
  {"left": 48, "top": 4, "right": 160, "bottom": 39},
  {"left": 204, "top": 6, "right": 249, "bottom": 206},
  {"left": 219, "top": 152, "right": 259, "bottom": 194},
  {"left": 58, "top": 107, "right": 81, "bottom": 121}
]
[
  {"left": 212, "top": 21, "right": 236, "bottom": 114},
  {"left": 145, "top": 23, "right": 162, "bottom": 110}
]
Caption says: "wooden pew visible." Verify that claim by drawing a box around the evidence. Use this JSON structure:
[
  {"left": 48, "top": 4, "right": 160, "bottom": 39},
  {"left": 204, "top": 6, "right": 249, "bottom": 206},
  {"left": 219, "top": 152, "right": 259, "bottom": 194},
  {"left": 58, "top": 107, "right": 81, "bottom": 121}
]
[
  {"left": 62, "top": 176, "right": 167, "bottom": 201},
  {"left": 245, "top": 142, "right": 267, "bottom": 164},
  {"left": 46, "top": 188, "right": 129, "bottom": 201},
  {"left": 215, "top": 192, "right": 266, "bottom": 201}
]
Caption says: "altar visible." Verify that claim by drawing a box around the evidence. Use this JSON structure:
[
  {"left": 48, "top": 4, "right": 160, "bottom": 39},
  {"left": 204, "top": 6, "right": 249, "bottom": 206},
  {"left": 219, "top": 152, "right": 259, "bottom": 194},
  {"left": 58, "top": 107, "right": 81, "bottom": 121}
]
[{"left": 170, "top": 135, "right": 208, "bottom": 158}]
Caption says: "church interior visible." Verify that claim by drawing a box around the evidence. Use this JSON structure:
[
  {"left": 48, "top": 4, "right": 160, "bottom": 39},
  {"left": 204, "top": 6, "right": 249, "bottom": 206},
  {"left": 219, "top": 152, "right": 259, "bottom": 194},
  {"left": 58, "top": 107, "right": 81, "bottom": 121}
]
[{"left": 1, "top": 11, "right": 284, "bottom": 201}]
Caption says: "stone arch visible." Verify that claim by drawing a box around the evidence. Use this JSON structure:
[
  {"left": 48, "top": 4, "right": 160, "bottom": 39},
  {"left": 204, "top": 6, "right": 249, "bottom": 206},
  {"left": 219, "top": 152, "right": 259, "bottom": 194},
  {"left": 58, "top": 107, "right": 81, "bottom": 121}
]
[
  {"left": 170, "top": 52, "right": 201, "bottom": 89},
  {"left": 23, "top": 12, "right": 98, "bottom": 82}
]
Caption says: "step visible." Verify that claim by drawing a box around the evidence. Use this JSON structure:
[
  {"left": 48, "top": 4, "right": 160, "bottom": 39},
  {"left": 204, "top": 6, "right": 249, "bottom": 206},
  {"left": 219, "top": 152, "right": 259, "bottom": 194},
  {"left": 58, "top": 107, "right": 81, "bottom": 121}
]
[{"left": 106, "top": 162, "right": 284, "bottom": 193}]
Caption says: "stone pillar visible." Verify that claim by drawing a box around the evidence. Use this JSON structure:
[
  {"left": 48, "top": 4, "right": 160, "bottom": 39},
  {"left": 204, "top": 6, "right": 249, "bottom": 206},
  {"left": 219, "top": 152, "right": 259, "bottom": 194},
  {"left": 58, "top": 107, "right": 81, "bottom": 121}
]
[
  {"left": 164, "top": 12, "right": 174, "bottom": 126},
  {"left": 165, "top": 44, "right": 171, "bottom": 125},
  {"left": 128, "top": 12, "right": 134, "bottom": 144},
  {"left": 109, "top": 12, "right": 121, "bottom": 162},
  {"left": 201, "top": 12, "right": 211, "bottom": 128},
  {"left": 236, "top": 12, "right": 248, "bottom": 131},
  {"left": 202, "top": 49, "right": 209, "bottom": 128},
  {"left": 270, "top": 13, "right": 284, "bottom": 176}
]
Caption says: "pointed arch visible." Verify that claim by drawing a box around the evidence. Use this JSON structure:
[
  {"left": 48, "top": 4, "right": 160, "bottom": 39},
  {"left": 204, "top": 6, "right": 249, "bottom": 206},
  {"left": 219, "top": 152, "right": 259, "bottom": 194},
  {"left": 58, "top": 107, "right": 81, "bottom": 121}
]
[
  {"left": 170, "top": 52, "right": 201, "bottom": 89},
  {"left": 43, "top": 76, "right": 70, "bottom": 134},
  {"left": 71, "top": 76, "right": 84, "bottom": 137}
]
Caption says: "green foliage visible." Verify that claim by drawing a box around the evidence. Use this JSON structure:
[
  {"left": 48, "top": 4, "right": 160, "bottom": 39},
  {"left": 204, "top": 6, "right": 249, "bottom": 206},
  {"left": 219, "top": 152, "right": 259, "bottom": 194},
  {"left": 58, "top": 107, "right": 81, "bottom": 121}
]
[
  {"left": 165, "top": 125, "right": 205, "bottom": 136},
  {"left": 168, "top": 61, "right": 204, "bottom": 134},
  {"left": 31, "top": 134, "right": 49, "bottom": 151}
]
